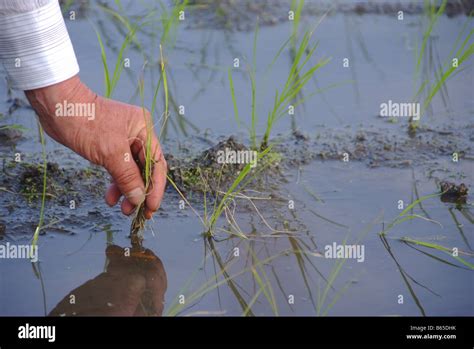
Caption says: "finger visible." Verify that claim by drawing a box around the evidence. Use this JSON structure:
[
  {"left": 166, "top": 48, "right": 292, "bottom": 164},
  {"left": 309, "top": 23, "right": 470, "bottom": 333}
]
[
  {"left": 145, "top": 208, "right": 153, "bottom": 220},
  {"left": 105, "top": 183, "right": 122, "bottom": 207},
  {"left": 104, "top": 142, "right": 146, "bottom": 207},
  {"left": 131, "top": 140, "right": 146, "bottom": 166},
  {"left": 121, "top": 198, "right": 136, "bottom": 216},
  {"left": 146, "top": 154, "right": 167, "bottom": 215}
]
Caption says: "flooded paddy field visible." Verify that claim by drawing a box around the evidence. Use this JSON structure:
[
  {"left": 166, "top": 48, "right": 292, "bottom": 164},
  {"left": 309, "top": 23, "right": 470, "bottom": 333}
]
[{"left": 0, "top": 0, "right": 472, "bottom": 316}]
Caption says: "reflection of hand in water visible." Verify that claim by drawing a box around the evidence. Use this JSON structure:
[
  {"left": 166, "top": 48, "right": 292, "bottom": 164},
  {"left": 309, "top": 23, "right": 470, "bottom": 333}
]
[{"left": 49, "top": 245, "right": 167, "bottom": 316}]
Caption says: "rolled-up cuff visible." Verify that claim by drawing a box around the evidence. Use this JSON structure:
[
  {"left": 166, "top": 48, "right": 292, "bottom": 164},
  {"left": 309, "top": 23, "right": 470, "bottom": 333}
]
[{"left": 0, "top": 0, "right": 79, "bottom": 90}]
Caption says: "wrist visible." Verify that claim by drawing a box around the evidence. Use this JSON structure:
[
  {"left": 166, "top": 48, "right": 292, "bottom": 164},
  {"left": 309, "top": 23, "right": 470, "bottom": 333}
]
[
  {"left": 25, "top": 75, "right": 95, "bottom": 118},
  {"left": 24, "top": 75, "right": 100, "bottom": 151}
]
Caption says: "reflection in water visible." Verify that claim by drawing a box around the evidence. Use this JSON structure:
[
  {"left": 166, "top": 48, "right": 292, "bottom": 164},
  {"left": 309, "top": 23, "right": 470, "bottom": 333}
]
[{"left": 49, "top": 245, "right": 167, "bottom": 316}]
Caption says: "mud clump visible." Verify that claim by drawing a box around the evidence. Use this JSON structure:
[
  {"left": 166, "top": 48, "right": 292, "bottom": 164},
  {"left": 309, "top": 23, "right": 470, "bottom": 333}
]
[
  {"left": 439, "top": 181, "right": 468, "bottom": 204},
  {"left": 167, "top": 136, "right": 262, "bottom": 193}
]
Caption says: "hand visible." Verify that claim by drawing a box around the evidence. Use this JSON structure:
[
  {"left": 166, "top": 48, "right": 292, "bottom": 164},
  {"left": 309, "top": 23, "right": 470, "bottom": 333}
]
[
  {"left": 49, "top": 245, "right": 167, "bottom": 316},
  {"left": 25, "top": 75, "right": 167, "bottom": 219}
]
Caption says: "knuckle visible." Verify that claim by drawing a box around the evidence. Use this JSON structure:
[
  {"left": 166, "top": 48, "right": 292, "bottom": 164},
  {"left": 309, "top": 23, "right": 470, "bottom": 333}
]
[{"left": 110, "top": 163, "right": 137, "bottom": 188}]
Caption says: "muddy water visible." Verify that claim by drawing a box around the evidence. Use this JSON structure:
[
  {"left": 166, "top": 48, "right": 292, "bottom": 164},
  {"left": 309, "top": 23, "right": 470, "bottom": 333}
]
[{"left": 1, "top": 0, "right": 473, "bottom": 316}]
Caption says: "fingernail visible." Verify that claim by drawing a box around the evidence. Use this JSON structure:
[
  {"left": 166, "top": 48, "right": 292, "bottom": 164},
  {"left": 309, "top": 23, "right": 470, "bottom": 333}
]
[{"left": 126, "top": 188, "right": 145, "bottom": 205}]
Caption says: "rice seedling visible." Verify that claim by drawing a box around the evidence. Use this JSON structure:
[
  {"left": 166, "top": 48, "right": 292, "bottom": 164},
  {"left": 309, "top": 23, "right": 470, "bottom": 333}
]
[
  {"left": 166, "top": 240, "right": 289, "bottom": 316},
  {"left": 410, "top": 0, "right": 474, "bottom": 132},
  {"left": 411, "top": 168, "right": 432, "bottom": 220},
  {"left": 228, "top": 19, "right": 330, "bottom": 151},
  {"left": 159, "top": 0, "right": 188, "bottom": 48},
  {"left": 261, "top": 29, "right": 330, "bottom": 150},
  {"left": 414, "top": 0, "right": 448, "bottom": 84},
  {"left": 399, "top": 237, "right": 474, "bottom": 269},
  {"left": 379, "top": 234, "right": 428, "bottom": 316},
  {"left": 317, "top": 215, "right": 379, "bottom": 316},
  {"left": 95, "top": 24, "right": 139, "bottom": 98},
  {"left": 0, "top": 123, "right": 25, "bottom": 132},
  {"left": 164, "top": 163, "right": 365, "bottom": 316},
  {"left": 402, "top": 236, "right": 472, "bottom": 271},
  {"left": 31, "top": 123, "right": 48, "bottom": 250},
  {"left": 447, "top": 207, "right": 472, "bottom": 250},
  {"left": 380, "top": 191, "right": 474, "bottom": 269},
  {"left": 290, "top": 0, "right": 305, "bottom": 50},
  {"left": 379, "top": 192, "right": 442, "bottom": 236},
  {"left": 205, "top": 146, "right": 274, "bottom": 236},
  {"left": 129, "top": 46, "right": 168, "bottom": 246}
]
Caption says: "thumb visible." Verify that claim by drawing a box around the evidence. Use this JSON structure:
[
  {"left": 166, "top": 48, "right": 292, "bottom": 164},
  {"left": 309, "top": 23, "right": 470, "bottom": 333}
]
[{"left": 105, "top": 147, "right": 145, "bottom": 206}]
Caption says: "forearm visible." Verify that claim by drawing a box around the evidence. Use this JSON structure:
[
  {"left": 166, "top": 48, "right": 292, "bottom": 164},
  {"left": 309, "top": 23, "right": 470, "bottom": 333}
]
[{"left": 24, "top": 76, "right": 97, "bottom": 149}]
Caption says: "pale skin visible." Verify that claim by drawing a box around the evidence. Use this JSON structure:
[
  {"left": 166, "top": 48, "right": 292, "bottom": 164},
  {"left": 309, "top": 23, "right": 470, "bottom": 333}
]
[{"left": 24, "top": 75, "right": 167, "bottom": 219}]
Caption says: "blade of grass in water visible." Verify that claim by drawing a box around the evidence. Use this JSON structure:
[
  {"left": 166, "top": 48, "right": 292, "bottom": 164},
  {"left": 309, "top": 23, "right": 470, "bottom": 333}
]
[
  {"left": 0, "top": 124, "right": 26, "bottom": 131},
  {"left": 290, "top": 0, "right": 305, "bottom": 50},
  {"left": 412, "top": 1, "right": 473, "bottom": 128},
  {"left": 380, "top": 234, "right": 427, "bottom": 316},
  {"left": 228, "top": 69, "right": 240, "bottom": 127},
  {"left": 399, "top": 237, "right": 474, "bottom": 269},
  {"left": 416, "top": 0, "right": 447, "bottom": 76},
  {"left": 380, "top": 193, "right": 442, "bottom": 235},
  {"left": 32, "top": 123, "right": 47, "bottom": 250},
  {"left": 95, "top": 29, "right": 111, "bottom": 98},
  {"left": 160, "top": 45, "right": 169, "bottom": 122},
  {"left": 94, "top": 25, "right": 138, "bottom": 98},
  {"left": 448, "top": 208, "right": 472, "bottom": 250},
  {"left": 159, "top": 0, "right": 188, "bottom": 47}
]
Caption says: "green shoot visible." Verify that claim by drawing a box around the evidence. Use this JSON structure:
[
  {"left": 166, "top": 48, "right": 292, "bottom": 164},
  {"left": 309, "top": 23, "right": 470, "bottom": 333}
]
[
  {"left": 261, "top": 29, "right": 330, "bottom": 150},
  {"left": 400, "top": 237, "right": 474, "bottom": 269},
  {"left": 94, "top": 25, "right": 138, "bottom": 98},
  {"left": 32, "top": 123, "right": 48, "bottom": 250}
]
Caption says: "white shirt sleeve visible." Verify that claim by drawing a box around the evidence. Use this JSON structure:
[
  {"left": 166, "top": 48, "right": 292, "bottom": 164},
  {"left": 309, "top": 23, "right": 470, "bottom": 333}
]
[{"left": 0, "top": 0, "right": 80, "bottom": 90}]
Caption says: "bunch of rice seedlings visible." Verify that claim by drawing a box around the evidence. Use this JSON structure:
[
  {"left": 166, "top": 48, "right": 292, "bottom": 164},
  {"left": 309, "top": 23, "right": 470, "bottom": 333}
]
[
  {"left": 228, "top": 18, "right": 329, "bottom": 151},
  {"left": 129, "top": 45, "right": 168, "bottom": 247}
]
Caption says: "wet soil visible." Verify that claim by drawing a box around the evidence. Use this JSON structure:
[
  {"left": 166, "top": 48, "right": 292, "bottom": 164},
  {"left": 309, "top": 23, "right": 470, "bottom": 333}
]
[
  {"left": 1, "top": 122, "right": 471, "bottom": 232},
  {"left": 184, "top": 0, "right": 473, "bottom": 31}
]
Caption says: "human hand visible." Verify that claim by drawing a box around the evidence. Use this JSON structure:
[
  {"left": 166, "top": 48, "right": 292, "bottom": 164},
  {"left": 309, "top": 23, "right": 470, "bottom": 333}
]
[{"left": 25, "top": 75, "right": 167, "bottom": 219}]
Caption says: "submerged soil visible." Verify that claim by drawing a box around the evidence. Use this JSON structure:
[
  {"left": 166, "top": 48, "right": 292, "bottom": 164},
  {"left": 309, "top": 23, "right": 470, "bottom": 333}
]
[
  {"left": 184, "top": 0, "right": 473, "bottom": 31},
  {"left": 0, "top": 123, "right": 471, "bottom": 238}
]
